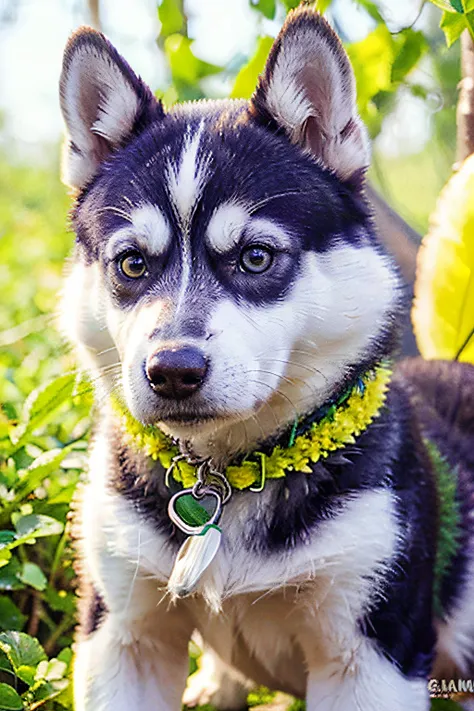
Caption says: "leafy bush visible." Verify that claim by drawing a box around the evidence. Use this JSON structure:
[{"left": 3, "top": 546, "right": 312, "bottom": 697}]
[{"left": 0, "top": 157, "right": 91, "bottom": 709}]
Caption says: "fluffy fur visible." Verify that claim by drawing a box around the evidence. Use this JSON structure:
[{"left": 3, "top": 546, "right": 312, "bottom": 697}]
[{"left": 58, "top": 7, "right": 474, "bottom": 710}]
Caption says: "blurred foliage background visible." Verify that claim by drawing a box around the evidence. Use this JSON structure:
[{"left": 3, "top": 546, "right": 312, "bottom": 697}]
[{"left": 0, "top": 0, "right": 470, "bottom": 709}]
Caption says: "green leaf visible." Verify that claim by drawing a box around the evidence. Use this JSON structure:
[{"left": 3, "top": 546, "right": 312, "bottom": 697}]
[
  {"left": 0, "top": 632, "right": 46, "bottom": 672},
  {"left": 281, "top": 0, "right": 300, "bottom": 9},
  {"left": 0, "top": 650, "right": 12, "bottom": 674},
  {"left": 11, "top": 374, "right": 76, "bottom": 448},
  {"left": 158, "top": 0, "right": 184, "bottom": 39},
  {"left": 165, "top": 34, "right": 221, "bottom": 86},
  {"left": 392, "top": 30, "right": 428, "bottom": 83},
  {"left": 429, "top": 0, "right": 462, "bottom": 11},
  {"left": 28, "top": 678, "right": 69, "bottom": 707},
  {"left": 18, "top": 562, "right": 47, "bottom": 591},
  {"left": 57, "top": 648, "right": 72, "bottom": 668},
  {"left": 0, "top": 560, "right": 25, "bottom": 591},
  {"left": 44, "top": 588, "right": 75, "bottom": 615},
  {"left": 0, "top": 550, "right": 12, "bottom": 568},
  {"left": 0, "top": 532, "right": 15, "bottom": 547},
  {"left": 315, "top": 0, "right": 333, "bottom": 11},
  {"left": 440, "top": 10, "right": 468, "bottom": 45},
  {"left": 347, "top": 24, "right": 395, "bottom": 118},
  {"left": 231, "top": 36, "right": 274, "bottom": 99},
  {"left": 15, "top": 664, "right": 35, "bottom": 686},
  {"left": 0, "top": 683, "right": 23, "bottom": 710},
  {"left": 0, "top": 446, "right": 75, "bottom": 527},
  {"left": 353, "top": 0, "right": 384, "bottom": 22},
  {"left": 13, "top": 514, "right": 63, "bottom": 542},
  {"left": 0, "top": 596, "right": 27, "bottom": 631},
  {"left": 249, "top": 0, "right": 277, "bottom": 20}
]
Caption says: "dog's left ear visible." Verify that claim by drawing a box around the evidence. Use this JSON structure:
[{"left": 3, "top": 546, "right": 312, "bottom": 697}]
[
  {"left": 250, "top": 7, "right": 369, "bottom": 183},
  {"left": 60, "top": 27, "right": 163, "bottom": 190}
]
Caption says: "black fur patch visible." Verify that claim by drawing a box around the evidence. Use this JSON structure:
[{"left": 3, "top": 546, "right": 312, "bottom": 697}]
[{"left": 76, "top": 582, "right": 108, "bottom": 639}]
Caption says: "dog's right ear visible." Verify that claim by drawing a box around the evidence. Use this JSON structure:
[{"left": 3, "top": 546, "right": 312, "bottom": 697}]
[
  {"left": 249, "top": 7, "right": 369, "bottom": 184},
  {"left": 60, "top": 27, "right": 163, "bottom": 190}
]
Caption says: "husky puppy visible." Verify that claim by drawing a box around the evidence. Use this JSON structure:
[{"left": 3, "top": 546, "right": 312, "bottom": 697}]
[{"left": 59, "top": 7, "right": 474, "bottom": 711}]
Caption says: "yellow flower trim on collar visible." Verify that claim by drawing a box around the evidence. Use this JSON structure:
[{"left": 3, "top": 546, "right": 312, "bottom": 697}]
[{"left": 112, "top": 364, "right": 392, "bottom": 491}]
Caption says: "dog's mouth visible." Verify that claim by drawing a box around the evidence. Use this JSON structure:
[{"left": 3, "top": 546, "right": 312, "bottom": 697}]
[{"left": 157, "top": 411, "right": 220, "bottom": 427}]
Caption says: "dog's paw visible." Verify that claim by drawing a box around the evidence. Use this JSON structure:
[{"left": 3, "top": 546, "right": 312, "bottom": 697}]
[{"left": 183, "top": 655, "right": 249, "bottom": 710}]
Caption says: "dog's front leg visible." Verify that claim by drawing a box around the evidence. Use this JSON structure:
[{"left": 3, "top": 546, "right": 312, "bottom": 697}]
[
  {"left": 74, "top": 578, "right": 192, "bottom": 711},
  {"left": 306, "top": 642, "right": 430, "bottom": 711}
]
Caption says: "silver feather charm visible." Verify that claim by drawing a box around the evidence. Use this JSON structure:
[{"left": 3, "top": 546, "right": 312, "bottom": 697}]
[{"left": 168, "top": 524, "right": 222, "bottom": 599}]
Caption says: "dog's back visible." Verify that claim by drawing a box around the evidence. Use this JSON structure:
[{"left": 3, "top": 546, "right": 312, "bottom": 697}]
[{"left": 396, "top": 358, "right": 474, "bottom": 684}]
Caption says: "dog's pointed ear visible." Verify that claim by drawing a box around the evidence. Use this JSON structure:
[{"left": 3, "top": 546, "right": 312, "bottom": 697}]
[
  {"left": 249, "top": 8, "right": 369, "bottom": 183},
  {"left": 60, "top": 27, "right": 163, "bottom": 190}
]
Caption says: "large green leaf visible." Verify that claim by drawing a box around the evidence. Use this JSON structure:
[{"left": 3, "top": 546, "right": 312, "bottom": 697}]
[
  {"left": 18, "top": 562, "right": 47, "bottom": 591},
  {"left": 441, "top": 10, "right": 469, "bottom": 45},
  {"left": 0, "top": 683, "right": 23, "bottom": 711},
  {"left": 10, "top": 374, "right": 76, "bottom": 449},
  {"left": 158, "top": 0, "right": 184, "bottom": 39},
  {"left": 0, "top": 632, "right": 46, "bottom": 672},
  {"left": 13, "top": 514, "right": 63, "bottom": 542}
]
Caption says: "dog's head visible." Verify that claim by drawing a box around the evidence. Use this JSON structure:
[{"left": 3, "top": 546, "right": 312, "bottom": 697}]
[{"left": 60, "top": 8, "right": 401, "bottom": 449}]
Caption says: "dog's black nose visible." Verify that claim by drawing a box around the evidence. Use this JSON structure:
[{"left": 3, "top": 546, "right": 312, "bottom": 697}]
[{"left": 145, "top": 347, "right": 208, "bottom": 400}]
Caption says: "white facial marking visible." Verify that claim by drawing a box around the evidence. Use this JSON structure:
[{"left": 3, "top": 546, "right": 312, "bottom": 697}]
[
  {"left": 207, "top": 206, "right": 292, "bottom": 254},
  {"left": 207, "top": 202, "right": 249, "bottom": 254},
  {"left": 166, "top": 122, "right": 211, "bottom": 314},
  {"left": 247, "top": 218, "right": 292, "bottom": 247},
  {"left": 106, "top": 204, "right": 170, "bottom": 260},
  {"left": 167, "top": 122, "right": 210, "bottom": 225}
]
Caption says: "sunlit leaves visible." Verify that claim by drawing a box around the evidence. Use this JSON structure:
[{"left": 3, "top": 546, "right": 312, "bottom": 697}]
[
  {"left": 157, "top": 0, "right": 185, "bottom": 39},
  {"left": 164, "top": 33, "right": 222, "bottom": 100},
  {"left": 231, "top": 36, "right": 274, "bottom": 99},
  {"left": 429, "top": 0, "right": 474, "bottom": 44},
  {"left": 413, "top": 153, "right": 474, "bottom": 363},
  {"left": 0, "top": 683, "right": 23, "bottom": 710},
  {"left": 0, "top": 632, "right": 70, "bottom": 709},
  {"left": 347, "top": 25, "right": 428, "bottom": 136},
  {"left": 9, "top": 373, "right": 77, "bottom": 451},
  {"left": 440, "top": 10, "right": 471, "bottom": 45},
  {"left": 249, "top": 0, "right": 277, "bottom": 20}
]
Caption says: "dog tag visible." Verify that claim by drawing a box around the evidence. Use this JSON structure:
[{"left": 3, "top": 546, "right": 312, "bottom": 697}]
[{"left": 168, "top": 524, "right": 222, "bottom": 599}]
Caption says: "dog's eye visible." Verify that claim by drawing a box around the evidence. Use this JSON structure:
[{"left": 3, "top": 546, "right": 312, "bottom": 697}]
[
  {"left": 240, "top": 246, "right": 273, "bottom": 274},
  {"left": 119, "top": 251, "right": 147, "bottom": 279}
]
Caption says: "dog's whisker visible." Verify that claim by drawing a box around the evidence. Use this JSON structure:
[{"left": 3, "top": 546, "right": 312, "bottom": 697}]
[{"left": 97, "top": 205, "right": 133, "bottom": 223}]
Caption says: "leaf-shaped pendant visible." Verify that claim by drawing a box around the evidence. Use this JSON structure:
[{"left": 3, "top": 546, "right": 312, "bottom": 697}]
[{"left": 168, "top": 524, "right": 222, "bottom": 599}]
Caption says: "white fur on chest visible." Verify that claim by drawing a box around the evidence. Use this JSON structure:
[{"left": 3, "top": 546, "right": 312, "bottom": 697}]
[{"left": 82, "top": 432, "right": 400, "bottom": 623}]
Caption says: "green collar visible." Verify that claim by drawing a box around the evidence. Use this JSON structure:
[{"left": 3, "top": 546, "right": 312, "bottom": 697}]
[{"left": 112, "top": 364, "right": 392, "bottom": 491}]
